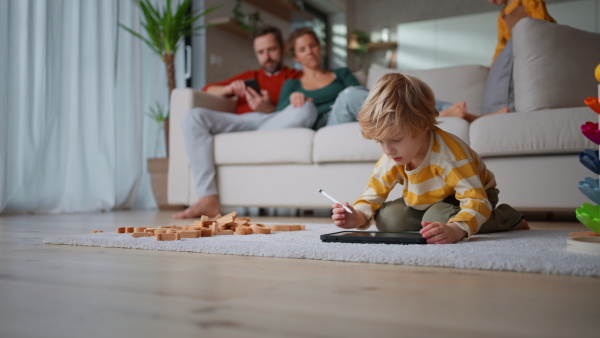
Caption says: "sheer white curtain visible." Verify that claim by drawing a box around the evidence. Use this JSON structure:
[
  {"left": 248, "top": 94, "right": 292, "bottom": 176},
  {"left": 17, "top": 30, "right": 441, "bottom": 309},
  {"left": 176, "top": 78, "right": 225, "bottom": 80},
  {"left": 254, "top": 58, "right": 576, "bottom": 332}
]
[{"left": 0, "top": 0, "right": 184, "bottom": 213}]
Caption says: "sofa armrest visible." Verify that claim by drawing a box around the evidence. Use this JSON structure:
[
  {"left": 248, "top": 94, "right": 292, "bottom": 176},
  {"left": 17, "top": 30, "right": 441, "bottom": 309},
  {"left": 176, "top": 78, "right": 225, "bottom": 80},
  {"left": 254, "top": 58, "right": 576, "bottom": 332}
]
[{"left": 168, "top": 88, "right": 237, "bottom": 205}]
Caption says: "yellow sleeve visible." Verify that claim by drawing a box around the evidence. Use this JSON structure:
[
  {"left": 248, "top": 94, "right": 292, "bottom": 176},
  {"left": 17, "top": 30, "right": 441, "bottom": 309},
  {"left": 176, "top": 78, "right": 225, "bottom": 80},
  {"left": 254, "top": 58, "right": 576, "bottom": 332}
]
[
  {"left": 353, "top": 156, "right": 403, "bottom": 230},
  {"left": 524, "top": 0, "right": 556, "bottom": 22},
  {"left": 443, "top": 161, "right": 492, "bottom": 237},
  {"left": 492, "top": 12, "right": 509, "bottom": 65}
]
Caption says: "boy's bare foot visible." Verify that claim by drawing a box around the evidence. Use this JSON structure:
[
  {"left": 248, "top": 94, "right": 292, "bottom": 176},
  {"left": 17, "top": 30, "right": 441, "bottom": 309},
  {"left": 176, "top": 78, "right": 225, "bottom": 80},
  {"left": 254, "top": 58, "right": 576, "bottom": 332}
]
[
  {"left": 489, "top": 107, "right": 510, "bottom": 115},
  {"left": 172, "top": 195, "right": 221, "bottom": 219},
  {"left": 439, "top": 101, "right": 468, "bottom": 119},
  {"left": 512, "top": 218, "right": 530, "bottom": 230}
]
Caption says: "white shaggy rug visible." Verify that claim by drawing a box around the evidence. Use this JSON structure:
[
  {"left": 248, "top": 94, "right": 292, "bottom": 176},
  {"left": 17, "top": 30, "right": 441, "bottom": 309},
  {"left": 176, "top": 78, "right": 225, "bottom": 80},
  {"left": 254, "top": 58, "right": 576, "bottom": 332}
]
[{"left": 44, "top": 224, "right": 600, "bottom": 277}]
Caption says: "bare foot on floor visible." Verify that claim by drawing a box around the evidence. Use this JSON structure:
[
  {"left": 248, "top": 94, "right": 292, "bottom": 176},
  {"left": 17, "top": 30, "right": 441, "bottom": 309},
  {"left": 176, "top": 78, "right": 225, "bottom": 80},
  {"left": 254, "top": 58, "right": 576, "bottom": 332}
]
[
  {"left": 439, "top": 101, "right": 468, "bottom": 119},
  {"left": 172, "top": 195, "right": 221, "bottom": 219},
  {"left": 489, "top": 106, "right": 510, "bottom": 115},
  {"left": 512, "top": 218, "right": 530, "bottom": 231}
]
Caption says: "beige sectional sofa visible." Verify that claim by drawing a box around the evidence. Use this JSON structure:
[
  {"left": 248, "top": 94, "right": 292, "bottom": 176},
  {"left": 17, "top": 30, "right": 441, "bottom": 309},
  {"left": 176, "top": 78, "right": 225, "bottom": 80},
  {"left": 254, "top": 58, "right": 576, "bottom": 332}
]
[{"left": 168, "top": 18, "right": 600, "bottom": 212}]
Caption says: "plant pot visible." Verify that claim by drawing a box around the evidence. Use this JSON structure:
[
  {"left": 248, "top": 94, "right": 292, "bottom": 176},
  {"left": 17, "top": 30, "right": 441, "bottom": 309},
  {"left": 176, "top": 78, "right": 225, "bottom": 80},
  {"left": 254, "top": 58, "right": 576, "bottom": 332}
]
[{"left": 147, "top": 158, "right": 185, "bottom": 211}]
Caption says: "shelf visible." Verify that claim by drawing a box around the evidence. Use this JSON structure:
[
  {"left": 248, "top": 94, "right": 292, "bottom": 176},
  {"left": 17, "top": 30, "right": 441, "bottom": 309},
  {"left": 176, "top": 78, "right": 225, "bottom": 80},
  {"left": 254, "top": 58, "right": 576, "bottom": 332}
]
[
  {"left": 348, "top": 41, "right": 398, "bottom": 53},
  {"left": 208, "top": 17, "right": 251, "bottom": 39},
  {"left": 244, "top": 0, "right": 313, "bottom": 22},
  {"left": 367, "top": 41, "right": 398, "bottom": 50},
  {"left": 348, "top": 41, "right": 397, "bottom": 53}
]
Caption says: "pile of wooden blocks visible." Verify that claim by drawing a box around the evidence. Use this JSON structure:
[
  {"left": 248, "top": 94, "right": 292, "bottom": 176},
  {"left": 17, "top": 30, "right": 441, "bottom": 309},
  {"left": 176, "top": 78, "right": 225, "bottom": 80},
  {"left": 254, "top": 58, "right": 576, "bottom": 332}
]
[{"left": 108, "top": 212, "right": 305, "bottom": 241}]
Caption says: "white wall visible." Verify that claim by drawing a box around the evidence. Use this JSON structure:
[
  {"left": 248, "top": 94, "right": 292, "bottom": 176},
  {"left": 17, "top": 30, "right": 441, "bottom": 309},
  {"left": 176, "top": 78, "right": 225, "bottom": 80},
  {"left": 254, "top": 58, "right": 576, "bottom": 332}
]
[{"left": 396, "top": 0, "right": 600, "bottom": 70}]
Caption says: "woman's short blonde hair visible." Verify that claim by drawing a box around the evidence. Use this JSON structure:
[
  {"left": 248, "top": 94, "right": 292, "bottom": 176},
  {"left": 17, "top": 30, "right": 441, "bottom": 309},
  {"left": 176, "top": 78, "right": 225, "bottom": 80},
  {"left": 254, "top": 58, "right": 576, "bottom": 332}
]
[{"left": 358, "top": 73, "right": 439, "bottom": 140}]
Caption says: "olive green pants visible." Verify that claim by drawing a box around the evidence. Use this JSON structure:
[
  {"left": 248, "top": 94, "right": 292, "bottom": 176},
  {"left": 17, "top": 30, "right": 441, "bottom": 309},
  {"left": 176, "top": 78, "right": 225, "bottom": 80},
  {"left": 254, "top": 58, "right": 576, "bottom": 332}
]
[{"left": 374, "top": 188, "right": 523, "bottom": 234}]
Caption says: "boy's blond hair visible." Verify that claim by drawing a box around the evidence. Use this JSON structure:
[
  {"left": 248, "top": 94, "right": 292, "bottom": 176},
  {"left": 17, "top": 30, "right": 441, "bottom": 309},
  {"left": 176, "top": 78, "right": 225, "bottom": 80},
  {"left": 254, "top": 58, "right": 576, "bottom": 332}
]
[{"left": 358, "top": 73, "right": 439, "bottom": 140}]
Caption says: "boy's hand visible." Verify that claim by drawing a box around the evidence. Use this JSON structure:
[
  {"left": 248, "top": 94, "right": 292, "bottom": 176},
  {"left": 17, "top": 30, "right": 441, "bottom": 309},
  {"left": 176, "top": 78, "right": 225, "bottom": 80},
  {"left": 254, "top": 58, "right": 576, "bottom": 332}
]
[
  {"left": 420, "top": 222, "right": 467, "bottom": 244},
  {"left": 331, "top": 203, "right": 366, "bottom": 229}
]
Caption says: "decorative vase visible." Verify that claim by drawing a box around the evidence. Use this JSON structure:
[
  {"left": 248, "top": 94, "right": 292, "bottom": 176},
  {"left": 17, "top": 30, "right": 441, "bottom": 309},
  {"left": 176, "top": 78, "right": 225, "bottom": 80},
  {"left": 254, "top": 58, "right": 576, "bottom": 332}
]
[{"left": 147, "top": 158, "right": 184, "bottom": 211}]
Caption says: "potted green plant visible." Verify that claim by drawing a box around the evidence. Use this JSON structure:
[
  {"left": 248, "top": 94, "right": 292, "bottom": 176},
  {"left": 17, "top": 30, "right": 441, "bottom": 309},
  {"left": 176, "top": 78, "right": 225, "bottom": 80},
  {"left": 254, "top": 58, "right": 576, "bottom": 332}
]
[
  {"left": 119, "top": 0, "right": 221, "bottom": 157},
  {"left": 232, "top": 0, "right": 263, "bottom": 33},
  {"left": 348, "top": 30, "right": 370, "bottom": 70},
  {"left": 120, "top": 0, "right": 220, "bottom": 209}
]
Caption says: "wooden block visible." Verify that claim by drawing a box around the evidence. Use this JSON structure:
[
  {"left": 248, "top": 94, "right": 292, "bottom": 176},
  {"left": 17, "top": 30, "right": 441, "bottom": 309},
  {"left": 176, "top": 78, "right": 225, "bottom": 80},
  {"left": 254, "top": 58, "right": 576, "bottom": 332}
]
[
  {"left": 154, "top": 229, "right": 167, "bottom": 237},
  {"left": 181, "top": 225, "right": 192, "bottom": 231},
  {"left": 160, "top": 226, "right": 172, "bottom": 228},
  {"left": 235, "top": 226, "right": 252, "bottom": 235},
  {"left": 90, "top": 230, "right": 103, "bottom": 233},
  {"left": 193, "top": 220, "right": 213, "bottom": 230},
  {"left": 211, "top": 222, "right": 218, "bottom": 235},
  {"left": 219, "top": 222, "right": 238, "bottom": 231},
  {"left": 134, "top": 227, "right": 146, "bottom": 233},
  {"left": 131, "top": 232, "right": 153, "bottom": 238},
  {"left": 179, "top": 230, "right": 199, "bottom": 238},
  {"left": 224, "top": 211, "right": 238, "bottom": 219},
  {"left": 125, "top": 227, "right": 135, "bottom": 233},
  {"left": 200, "top": 215, "right": 209, "bottom": 222},
  {"left": 271, "top": 224, "right": 292, "bottom": 231},
  {"left": 234, "top": 219, "right": 249, "bottom": 226},
  {"left": 290, "top": 225, "right": 303, "bottom": 231},
  {"left": 172, "top": 225, "right": 183, "bottom": 230},
  {"left": 217, "top": 211, "right": 237, "bottom": 227},
  {"left": 569, "top": 231, "right": 600, "bottom": 237},
  {"left": 298, "top": 225, "right": 305, "bottom": 230},
  {"left": 166, "top": 228, "right": 179, "bottom": 234},
  {"left": 199, "top": 229, "right": 212, "bottom": 237},
  {"left": 156, "top": 233, "right": 180, "bottom": 241},
  {"left": 251, "top": 223, "right": 271, "bottom": 234},
  {"left": 145, "top": 228, "right": 157, "bottom": 235},
  {"left": 216, "top": 230, "right": 234, "bottom": 236},
  {"left": 116, "top": 227, "right": 126, "bottom": 233},
  {"left": 237, "top": 217, "right": 251, "bottom": 222}
]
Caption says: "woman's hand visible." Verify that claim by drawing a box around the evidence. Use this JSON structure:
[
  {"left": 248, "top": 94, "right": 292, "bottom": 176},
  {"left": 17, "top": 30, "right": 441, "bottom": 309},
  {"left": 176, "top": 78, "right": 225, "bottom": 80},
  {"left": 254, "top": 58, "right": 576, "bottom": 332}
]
[{"left": 289, "top": 92, "right": 312, "bottom": 108}]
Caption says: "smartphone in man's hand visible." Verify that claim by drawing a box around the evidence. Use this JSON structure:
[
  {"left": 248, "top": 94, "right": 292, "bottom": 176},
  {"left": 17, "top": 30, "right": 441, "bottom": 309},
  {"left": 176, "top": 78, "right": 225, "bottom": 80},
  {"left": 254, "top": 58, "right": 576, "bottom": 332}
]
[{"left": 243, "top": 79, "right": 261, "bottom": 93}]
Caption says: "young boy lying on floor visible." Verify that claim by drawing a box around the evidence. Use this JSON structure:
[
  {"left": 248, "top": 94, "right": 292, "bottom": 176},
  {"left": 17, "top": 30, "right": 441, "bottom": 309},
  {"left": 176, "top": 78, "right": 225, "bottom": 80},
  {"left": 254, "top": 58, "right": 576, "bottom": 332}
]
[{"left": 330, "top": 73, "right": 529, "bottom": 244}]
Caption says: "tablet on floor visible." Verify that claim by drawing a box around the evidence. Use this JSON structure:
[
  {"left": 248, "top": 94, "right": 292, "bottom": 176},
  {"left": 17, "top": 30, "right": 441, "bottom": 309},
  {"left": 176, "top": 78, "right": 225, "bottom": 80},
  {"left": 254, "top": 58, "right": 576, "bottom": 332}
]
[{"left": 320, "top": 231, "right": 427, "bottom": 245}]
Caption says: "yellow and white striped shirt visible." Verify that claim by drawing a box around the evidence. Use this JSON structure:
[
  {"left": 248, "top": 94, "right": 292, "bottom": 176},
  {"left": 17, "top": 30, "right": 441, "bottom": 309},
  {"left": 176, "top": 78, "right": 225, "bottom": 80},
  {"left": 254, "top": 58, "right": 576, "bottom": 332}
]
[{"left": 354, "top": 126, "right": 496, "bottom": 236}]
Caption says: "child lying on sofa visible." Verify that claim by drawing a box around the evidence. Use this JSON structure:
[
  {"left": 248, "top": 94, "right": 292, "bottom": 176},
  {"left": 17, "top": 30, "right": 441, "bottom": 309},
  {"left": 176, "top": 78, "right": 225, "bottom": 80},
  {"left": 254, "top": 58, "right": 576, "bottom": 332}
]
[{"left": 330, "top": 73, "right": 529, "bottom": 244}]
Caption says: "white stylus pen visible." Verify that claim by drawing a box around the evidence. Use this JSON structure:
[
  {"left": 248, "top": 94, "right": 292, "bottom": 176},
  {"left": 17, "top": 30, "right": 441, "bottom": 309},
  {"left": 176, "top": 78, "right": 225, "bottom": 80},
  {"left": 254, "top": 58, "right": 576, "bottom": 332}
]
[{"left": 318, "top": 189, "right": 353, "bottom": 213}]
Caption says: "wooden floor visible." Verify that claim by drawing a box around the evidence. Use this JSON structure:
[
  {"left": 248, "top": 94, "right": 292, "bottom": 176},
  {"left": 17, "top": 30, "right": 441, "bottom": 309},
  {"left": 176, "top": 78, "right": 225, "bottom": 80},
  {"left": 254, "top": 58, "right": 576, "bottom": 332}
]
[{"left": 0, "top": 210, "right": 598, "bottom": 338}]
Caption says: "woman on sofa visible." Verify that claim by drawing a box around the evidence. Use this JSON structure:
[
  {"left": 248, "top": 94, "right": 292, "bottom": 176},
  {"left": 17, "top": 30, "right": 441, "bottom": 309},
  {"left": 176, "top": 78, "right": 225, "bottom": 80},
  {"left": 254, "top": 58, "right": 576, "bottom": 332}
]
[{"left": 275, "top": 27, "right": 369, "bottom": 129}]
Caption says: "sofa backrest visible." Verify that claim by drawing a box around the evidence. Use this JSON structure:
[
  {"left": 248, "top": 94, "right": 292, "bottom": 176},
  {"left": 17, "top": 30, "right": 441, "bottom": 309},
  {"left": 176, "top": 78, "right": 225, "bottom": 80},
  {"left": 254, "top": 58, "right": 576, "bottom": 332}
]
[
  {"left": 512, "top": 18, "right": 600, "bottom": 112},
  {"left": 367, "top": 65, "right": 489, "bottom": 116}
]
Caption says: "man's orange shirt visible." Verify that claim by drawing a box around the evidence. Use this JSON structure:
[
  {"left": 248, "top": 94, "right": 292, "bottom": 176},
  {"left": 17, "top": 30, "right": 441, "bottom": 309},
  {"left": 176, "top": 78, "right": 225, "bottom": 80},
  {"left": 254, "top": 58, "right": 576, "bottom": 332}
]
[{"left": 202, "top": 67, "right": 302, "bottom": 115}]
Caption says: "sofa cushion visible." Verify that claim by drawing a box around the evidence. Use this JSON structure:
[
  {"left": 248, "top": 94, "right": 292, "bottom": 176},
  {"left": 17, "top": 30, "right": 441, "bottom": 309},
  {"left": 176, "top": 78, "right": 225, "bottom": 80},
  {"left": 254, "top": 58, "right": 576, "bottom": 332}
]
[
  {"left": 367, "top": 65, "right": 489, "bottom": 116},
  {"left": 512, "top": 18, "right": 600, "bottom": 112},
  {"left": 313, "top": 123, "right": 380, "bottom": 164},
  {"left": 313, "top": 118, "right": 470, "bottom": 164},
  {"left": 469, "top": 107, "right": 597, "bottom": 157},
  {"left": 482, "top": 38, "right": 515, "bottom": 115},
  {"left": 214, "top": 128, "right": 314, "bottom": 165},
  {"left": 436, "top": 117, "right": 470, "bottom": 145}
]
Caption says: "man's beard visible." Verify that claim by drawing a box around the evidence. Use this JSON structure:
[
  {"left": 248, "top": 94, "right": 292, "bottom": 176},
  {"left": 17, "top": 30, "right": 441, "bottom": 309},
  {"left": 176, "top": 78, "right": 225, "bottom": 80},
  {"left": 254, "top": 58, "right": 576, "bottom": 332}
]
[{"left": 263, "top": 60, "right": 282, "bottom": 74}]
